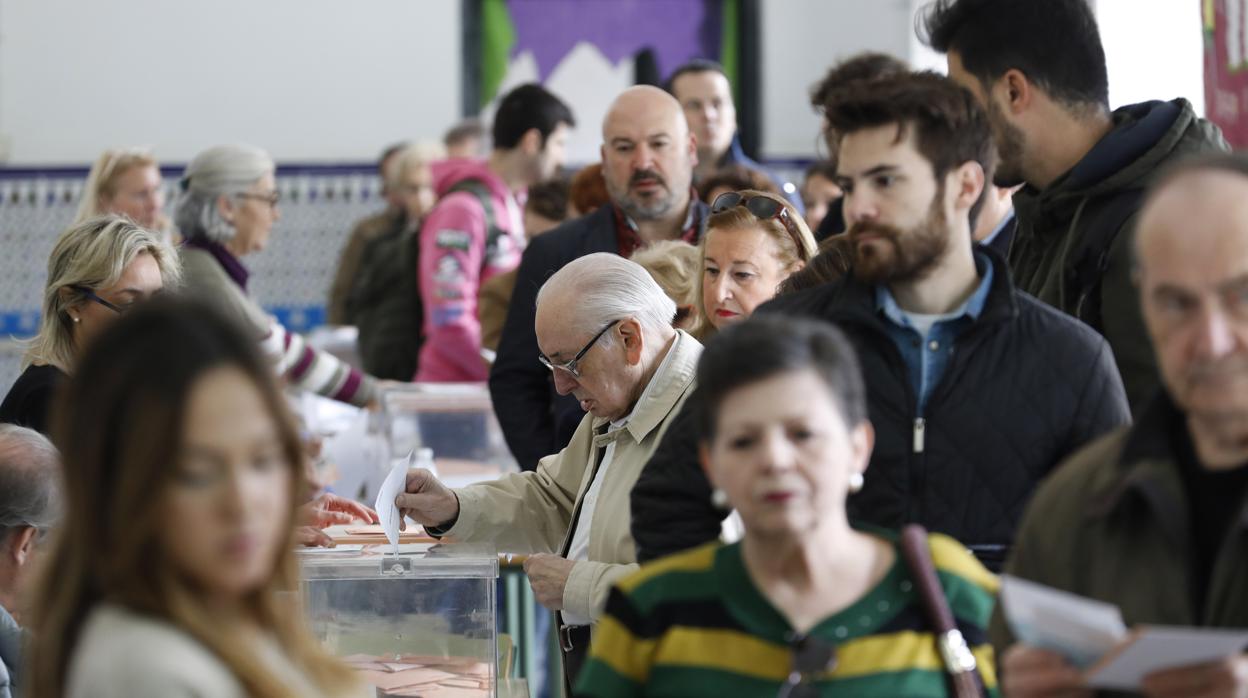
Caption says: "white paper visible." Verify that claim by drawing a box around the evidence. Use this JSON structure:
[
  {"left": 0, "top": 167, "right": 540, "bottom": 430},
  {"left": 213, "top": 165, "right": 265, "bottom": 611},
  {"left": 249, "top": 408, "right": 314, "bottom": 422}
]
[
  {"left": 374, "top": 451, "right": 412, "bottom": 554},
  {"left": 1000, "top": 574, "right": 1127, "bottom": 667},
  {"left": 1086, "top": 627, "right": 1248, "bottom": 690},
  {"left": 322, "top": 407, "right": 380, "bottom": 501}
]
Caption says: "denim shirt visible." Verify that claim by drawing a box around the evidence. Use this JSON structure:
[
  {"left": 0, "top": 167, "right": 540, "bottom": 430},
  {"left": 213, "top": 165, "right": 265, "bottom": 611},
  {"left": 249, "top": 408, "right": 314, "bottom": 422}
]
[{"left": 876, "top": 253, "right": 994, "bottom": 415}]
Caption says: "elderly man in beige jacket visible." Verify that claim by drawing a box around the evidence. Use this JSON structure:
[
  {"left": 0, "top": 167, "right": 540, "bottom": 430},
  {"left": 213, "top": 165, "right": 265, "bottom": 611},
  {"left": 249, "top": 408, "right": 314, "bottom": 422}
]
[{"left": 397, "top": 252, "right": 702, "bottom": 684}]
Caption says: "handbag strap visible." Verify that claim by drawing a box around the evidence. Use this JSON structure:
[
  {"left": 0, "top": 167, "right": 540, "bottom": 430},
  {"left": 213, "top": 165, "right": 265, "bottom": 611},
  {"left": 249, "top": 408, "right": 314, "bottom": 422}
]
[{"left": 899, "top": 524, "right": 984, "bottom": 698}]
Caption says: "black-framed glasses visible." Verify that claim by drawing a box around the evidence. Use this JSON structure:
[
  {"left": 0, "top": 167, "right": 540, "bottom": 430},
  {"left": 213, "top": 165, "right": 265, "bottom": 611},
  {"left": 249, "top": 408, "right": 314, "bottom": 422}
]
[
  {"left": 711, "top": 191, "right": 812, "bottom": 262},
  {"left": 538, "top": 319, "right": 619, "bottom": 379},
  {"left": 776, "top": 633, "right": 837, "bottom": 698},
  {"left": 69, "top": 285, "right": 125, "bottom": 314},
  {"left": 236, "top": 190, "right": 281, "bottom": 207}
]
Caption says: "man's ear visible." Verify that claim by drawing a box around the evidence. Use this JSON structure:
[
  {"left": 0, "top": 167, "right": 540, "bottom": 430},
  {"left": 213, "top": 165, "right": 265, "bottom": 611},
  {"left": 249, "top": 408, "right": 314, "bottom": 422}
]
[
  {"left": 999, "top": 69, "right": 1034, "bottom": 116},
  {"left": 520, "top": 127, "right": 543, "bottom": 157},
  {"left": 5, "top": 526, "right": 38, "bottom": 567},
  {"left": 950, "top": 160, "right": 986, "bottom": 214},
  {"left": 618, "top": 318, "right": 645, "bottom": 365}
]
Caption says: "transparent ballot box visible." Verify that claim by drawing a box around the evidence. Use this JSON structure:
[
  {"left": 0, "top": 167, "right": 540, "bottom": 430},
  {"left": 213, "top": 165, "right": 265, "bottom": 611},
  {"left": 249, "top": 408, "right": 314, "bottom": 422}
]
[
  {"left": 381, "top": 384, "right": 518, "bottom": 488},
  {"left": 300, "top": 542, "right": 500, "bottom": 697}
]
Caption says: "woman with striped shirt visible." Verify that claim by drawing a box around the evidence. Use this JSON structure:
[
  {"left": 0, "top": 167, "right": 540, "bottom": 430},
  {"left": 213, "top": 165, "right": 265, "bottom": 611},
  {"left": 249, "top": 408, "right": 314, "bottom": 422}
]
[
  {"left": 175, "top": 144, "right": 378, "bottom": 407},
  {"left": 577, "top": 315, "right": 999, "bottom": 697}
]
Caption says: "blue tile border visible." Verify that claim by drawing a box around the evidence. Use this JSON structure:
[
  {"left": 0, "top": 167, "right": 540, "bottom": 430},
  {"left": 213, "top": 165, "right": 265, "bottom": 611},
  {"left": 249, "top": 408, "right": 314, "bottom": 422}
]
[{"left": 3, "top": 305, "right": 329, "bottom": 338}]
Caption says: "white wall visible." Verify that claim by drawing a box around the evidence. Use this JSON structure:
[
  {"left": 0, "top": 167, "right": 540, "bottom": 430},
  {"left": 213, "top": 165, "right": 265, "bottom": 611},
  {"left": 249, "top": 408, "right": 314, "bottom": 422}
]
[
  {"left": 0, "top": 0, "right": 463, "bottom": 164},
  {"left": 760, "top": 0, "right": 915, "bottom": 159},
  {"left": 1098, "top": 0, "right": 1205, "bottom": 114},
  {"left": 0, "top": 0, "right": 1204, "bottom": 166}
]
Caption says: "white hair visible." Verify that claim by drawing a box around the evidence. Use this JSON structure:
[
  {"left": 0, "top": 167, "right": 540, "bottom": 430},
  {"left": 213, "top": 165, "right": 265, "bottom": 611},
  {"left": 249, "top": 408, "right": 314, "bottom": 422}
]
[
  {"left": 174, "top": 144, "right": 274, "bottom": 244},
  {"left": 0, "top": 424, "right": 61, "bottom": 537},
  {"left": 537, "top": 252, "right": 677, "bottom": 338},
  {"left": 387, "top": 141, "right": 446, "bottom": 192}
]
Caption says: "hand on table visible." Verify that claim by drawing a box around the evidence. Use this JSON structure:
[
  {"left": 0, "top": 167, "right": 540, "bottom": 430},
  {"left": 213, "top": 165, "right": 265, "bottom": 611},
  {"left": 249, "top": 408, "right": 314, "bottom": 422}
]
[
  {"left": 296, "top": 525, "right": 336, "bottom": 548},
  {"left": 523, "top": 553, "right": 576, "bottom": 611},
  {"left": 301, "top": 492, "right": 380, "bottom": 528},
  {"left": 1001, "top": 644, "right": 1092, "bottom": 698}
]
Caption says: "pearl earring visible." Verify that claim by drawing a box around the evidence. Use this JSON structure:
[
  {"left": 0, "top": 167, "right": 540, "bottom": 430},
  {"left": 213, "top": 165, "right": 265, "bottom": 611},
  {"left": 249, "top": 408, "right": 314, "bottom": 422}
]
[
  {"left": 848, "top": 472, "right": 865, "bottom": 493},
  {"left": 711, "top": 488, "right": 730, "bottom": 510},
  {"left": 71, "top": 316, "right": 80, "bottom": 323}
]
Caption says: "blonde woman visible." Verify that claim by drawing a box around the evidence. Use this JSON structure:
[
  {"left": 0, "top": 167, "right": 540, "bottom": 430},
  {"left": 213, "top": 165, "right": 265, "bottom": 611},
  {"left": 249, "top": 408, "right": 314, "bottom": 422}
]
[
  {"left": 630, "top": 240, "right": 703, "bottom": 331},
  {"left": 76, "top": 148, "right": 176, "bottom": 243},
  {"left": 695, "top": 189, "right": 817, "bottom": 338},
  {"left": 0, "top": 216, "right": 180, "bottom": 435},
  {"left": 175, "top": 144, "right": 379, "bottom": 407},
  {"left": 26, "top": 299, "right": 365, "bottom": 698}
]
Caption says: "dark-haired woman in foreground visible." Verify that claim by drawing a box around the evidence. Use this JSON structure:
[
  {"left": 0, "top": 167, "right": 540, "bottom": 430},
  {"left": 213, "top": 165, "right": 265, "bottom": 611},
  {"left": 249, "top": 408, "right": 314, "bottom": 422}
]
[
  {"left": 577, "top": 316, "right": 1000, "bottom": 697},
  {"left": 26, "top": 299, "right": 365, "bottom": 698}
]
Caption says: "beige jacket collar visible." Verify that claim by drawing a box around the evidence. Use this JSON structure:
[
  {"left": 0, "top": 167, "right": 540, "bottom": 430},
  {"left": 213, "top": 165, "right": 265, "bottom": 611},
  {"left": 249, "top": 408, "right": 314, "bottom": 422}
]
[{"left": 590, "top": 330, "right": 700, "bottom": 449}]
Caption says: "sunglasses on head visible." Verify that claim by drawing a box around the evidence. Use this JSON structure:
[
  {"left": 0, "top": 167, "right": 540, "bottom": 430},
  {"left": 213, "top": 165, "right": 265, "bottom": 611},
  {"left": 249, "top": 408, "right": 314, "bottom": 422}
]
[{"left": 710, "top": 192, "right": 811, "bottom": 262}]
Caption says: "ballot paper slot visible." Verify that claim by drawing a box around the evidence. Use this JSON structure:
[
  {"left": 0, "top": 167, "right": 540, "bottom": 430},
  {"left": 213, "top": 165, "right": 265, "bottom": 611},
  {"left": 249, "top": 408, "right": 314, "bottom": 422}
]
[
  {"left": 380, "top": 555, "right": 414, "bottom": 576},
  {"left": 300, "top": 543, "right": 499, "bottom": 697}
]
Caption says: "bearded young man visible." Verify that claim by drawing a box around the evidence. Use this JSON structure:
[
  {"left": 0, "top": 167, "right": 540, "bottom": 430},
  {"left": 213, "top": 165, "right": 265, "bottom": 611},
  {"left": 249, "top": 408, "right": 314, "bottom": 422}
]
[{"left": 629, "top": 72, "right": 1130, "bottom": 571}]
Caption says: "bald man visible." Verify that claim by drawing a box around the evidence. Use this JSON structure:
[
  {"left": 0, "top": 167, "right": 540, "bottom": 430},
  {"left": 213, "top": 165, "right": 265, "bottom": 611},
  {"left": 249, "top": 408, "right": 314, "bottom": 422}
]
[
  {"left": 991, "top": 154, "right": 1248, "bottom": 697},
  {"left": 490, "top": 86, "right": 710, "bottom": 472},
  {"left": 405, "top": 253, "right": 701, "bottom": 688}
]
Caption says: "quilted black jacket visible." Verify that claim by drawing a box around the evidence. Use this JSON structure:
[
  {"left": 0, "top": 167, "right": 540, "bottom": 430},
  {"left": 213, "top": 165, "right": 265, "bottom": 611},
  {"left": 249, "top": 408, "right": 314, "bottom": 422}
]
[{"left": 630, "top": 248, "right": 1131, "bottom": 570}]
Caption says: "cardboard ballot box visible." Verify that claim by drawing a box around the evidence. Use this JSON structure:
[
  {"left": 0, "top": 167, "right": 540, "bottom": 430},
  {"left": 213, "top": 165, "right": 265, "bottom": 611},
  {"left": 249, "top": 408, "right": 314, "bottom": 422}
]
[
  {"left": 380, "top": 384, "right": 518, "bottom": 489},
  {"left": 300, "top": 542, "right": 500, "bottom": 697}
]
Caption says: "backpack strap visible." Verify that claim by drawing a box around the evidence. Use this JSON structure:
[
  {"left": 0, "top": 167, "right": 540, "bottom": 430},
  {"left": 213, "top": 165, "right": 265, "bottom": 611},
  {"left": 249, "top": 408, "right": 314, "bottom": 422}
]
[
  {"left": 1067, "top": 188, "right": 1146, "bottom": 331},
  {"left": 445, "top": 178, "right": 506, "bottom": 256},
  {"left": 899, "top": 525, "right": 985, "bottom": 698}
]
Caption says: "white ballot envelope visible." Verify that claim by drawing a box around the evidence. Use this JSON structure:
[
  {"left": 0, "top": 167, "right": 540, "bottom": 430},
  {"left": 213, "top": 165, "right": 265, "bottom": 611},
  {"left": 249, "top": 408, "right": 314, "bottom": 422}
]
[
  {"left": 1000, "top": 575, "right": 1248, "bottom": 690},
  {"left": 374, "top": 451, "right": 412, "bottom": 554}
]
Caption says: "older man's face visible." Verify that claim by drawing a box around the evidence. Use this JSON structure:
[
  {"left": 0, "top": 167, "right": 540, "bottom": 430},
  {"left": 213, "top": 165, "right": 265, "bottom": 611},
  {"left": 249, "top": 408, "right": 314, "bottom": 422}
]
[
  {"left": 535, "top": 303, "right": 641, "bottom": 421},
  {"left": 1138, "top": 170, "right": 1248, "bottom": 420}
]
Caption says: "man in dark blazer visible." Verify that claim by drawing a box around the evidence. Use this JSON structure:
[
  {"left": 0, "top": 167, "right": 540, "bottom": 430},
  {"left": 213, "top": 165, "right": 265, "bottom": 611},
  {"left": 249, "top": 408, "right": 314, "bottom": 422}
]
[{"left": 490, "top": 85, "right": 709, "bottom": 471}]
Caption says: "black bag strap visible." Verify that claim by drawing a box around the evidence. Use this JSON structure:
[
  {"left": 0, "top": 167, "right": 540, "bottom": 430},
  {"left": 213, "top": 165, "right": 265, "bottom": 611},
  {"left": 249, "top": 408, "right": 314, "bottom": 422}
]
[
  {"left": 899, "top": 525, "right": 985, "bottom": 698},
  {"left": 445, "top": 178, "right": 505, "bottom": 253},
  {"left": 1068, "top": 188, "right": 1146, "bottom": 330}
]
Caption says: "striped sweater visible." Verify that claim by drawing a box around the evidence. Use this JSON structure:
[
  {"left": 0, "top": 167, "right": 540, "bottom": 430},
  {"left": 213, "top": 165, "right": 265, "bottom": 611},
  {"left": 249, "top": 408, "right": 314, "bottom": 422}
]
[
  {"left": 576, "top": 532, "right": 1000, "bottom": 698},
  {"left": 180, "top": 243, "right": 376, "bottom": 407}
]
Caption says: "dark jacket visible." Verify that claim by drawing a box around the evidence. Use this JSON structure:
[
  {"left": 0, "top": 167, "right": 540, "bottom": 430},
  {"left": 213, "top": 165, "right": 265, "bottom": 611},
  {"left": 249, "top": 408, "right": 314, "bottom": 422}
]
[
  {"left": 631, "top": 248, "right": 1131, "bottom": 569},
  {"left": 718, "top": 135, "right": 804, "bottom": 215},
  {"left": 814, "top": 197, "right": 846, "bottom": 241},
  {"left": 989, "top": 394, "right": 1248, "bottom": 692},
  {"left": 1009, "top": 98, "right": 1227, "bottom": 414},
  {"left": 0, "top": 364, "right": 66, "bottom": 436},
  {"left": 982, "top": 212, "right": 1016, "bottom": 260},
  {"left": 488, "top": 201, "right": 709, "bottom": 471}
]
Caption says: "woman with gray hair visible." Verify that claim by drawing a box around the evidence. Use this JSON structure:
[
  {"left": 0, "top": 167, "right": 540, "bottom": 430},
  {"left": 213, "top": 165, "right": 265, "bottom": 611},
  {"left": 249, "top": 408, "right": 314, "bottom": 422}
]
[
  {"left": 0, "top": 216, "right": 180, "bottom": 435},
  {"left": 176, "top": 144, "right": 378, "bottom": 407}
]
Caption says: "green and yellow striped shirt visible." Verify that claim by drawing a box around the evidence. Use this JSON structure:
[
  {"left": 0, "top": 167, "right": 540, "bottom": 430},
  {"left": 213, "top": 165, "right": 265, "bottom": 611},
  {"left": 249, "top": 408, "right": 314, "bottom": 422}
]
[{"left": 575, "top": 531, "right": 1000, "bottom": 697}]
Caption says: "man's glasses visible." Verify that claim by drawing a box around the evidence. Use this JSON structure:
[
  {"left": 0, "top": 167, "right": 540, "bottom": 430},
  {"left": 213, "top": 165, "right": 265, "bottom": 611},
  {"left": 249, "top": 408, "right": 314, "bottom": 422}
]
[
  {"left": 538, "top": 320, "right": 619, "bottom": 379},
  {"left": 711, "top": 192, "right": 812, "bottom": 262},
  {"left": 236, "top": 190, "right": 281, "bottom": 207},
  {"left": 776, "top": 633, "right": 837, "bottom": 698},
  {"left": 70, "top": 285, "right": 126, "bottom": 314}
]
